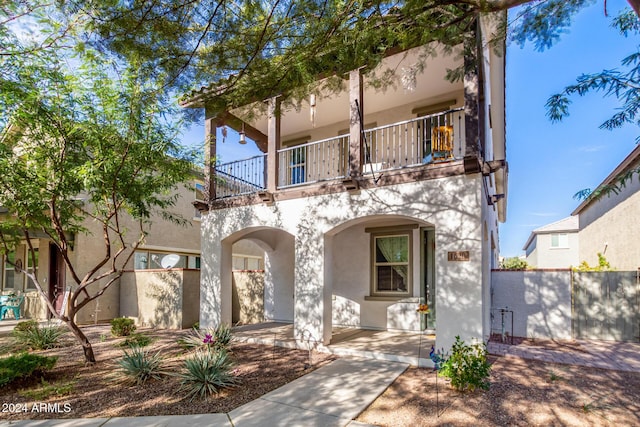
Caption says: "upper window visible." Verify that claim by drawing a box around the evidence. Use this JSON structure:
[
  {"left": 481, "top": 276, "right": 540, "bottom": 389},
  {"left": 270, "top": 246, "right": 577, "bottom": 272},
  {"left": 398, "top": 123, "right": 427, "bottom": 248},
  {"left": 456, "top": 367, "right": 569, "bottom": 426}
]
[
  {"left": 371, "top": 233, "right": 411, "bottom": 296},
  {"left": 550, "top": 233, "right": 569, "bottom": 249}
]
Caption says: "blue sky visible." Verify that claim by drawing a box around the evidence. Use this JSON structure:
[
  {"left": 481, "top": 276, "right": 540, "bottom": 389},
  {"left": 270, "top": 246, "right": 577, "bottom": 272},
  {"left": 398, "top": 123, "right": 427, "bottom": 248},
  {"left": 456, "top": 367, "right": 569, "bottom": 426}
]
[
  {"left": 180, "top": 0, "right": 639, "bottom": 258},
  {"left": 501, "top": 0, "right": 638, "bottom": 256}
]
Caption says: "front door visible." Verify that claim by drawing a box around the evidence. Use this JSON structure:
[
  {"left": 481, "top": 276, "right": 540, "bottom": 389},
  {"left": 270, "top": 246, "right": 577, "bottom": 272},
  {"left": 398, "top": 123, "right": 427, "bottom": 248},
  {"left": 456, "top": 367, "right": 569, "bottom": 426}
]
[
  {"left": 421, "top": 228, "right": 436, "bottom": 330},
  {"left": 48, "top": 243, "right": 66, "bottom": 316}
]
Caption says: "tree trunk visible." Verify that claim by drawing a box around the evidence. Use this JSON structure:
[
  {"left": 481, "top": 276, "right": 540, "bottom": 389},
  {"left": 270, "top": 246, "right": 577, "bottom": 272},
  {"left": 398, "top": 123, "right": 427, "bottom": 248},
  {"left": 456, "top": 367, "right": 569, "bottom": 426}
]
[{"left": 65, "top": 318, "right": 96, "bottom": 363}]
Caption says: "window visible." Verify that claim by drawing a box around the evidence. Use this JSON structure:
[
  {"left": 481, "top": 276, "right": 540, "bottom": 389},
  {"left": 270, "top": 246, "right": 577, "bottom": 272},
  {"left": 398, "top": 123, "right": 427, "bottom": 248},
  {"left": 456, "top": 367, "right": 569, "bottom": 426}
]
[
  {"left": 194, "top": 181, "right": 205, "bottom": 219},
  {"left": 3, "top": 252, "right": 15, "bottom": 289},
  {"left": 550, "top": 233, "right": 569, "bottom": 248},
  {"left": 371, "top": 233, "right": 411, "bottom": 296},
  {"left": 1, "top": 244, "right": 39, "bottom": 292},
  {"left": 26, "top": 248, "right": 39, "bottom": 290},
  {"left": 133, "top": 250, "right": 200, "bottom": 270},
  {"left": 232, "top": 256, "right": 264, "bottom": 271},
  {"left": 289, "top": 146, "right": 306, "bottom": 185}
]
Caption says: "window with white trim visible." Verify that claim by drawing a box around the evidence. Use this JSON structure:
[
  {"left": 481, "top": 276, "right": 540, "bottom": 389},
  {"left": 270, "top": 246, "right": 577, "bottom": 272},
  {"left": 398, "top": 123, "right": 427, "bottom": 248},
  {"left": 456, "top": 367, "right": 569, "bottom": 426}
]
[
  {"left": 1, "top": 244, "right": 39, "bottom": 292},
  {"left": 232, "top": 255, "right": 264, "bottom": 271},
  {"left": 550, "top": 233, "right": 569, "bottom": 249}
]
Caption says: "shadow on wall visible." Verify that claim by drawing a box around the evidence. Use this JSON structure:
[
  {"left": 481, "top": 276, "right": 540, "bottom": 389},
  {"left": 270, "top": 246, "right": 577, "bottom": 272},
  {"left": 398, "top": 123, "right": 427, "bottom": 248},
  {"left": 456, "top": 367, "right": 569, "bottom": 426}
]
[
  {"left": 204, "top": 173, "right": 485, "bottom": 349},
  {"left": 120, "top": 269, "right": 200, "bottom": 329},
  {"left": 21, "top": 292, "right": 48, "bottom": 320},
  {"left": 232, "top": 271, "right": 265, "bottom": 324},
  {"left": 491, "top": 270, "right": 572, "bottom": 340}
]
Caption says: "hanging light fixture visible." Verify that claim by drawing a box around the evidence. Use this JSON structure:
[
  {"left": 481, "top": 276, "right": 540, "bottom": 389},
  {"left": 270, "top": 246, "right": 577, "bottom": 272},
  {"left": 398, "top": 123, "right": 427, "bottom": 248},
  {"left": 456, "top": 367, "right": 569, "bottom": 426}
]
[
  {"left": 310, "top": 93, "right": 317, "bottom": 128},
  {"left": 239, "top": 122, "right": 246, "bottom": 144},
  {"left": 221, "top": 125, "right": 228, "bottom": 143}
]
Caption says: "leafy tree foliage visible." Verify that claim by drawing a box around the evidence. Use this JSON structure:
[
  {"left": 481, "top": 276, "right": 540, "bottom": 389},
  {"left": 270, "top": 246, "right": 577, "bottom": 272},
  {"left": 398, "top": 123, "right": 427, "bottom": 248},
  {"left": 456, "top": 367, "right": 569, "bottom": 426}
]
[
  {"left": 544, "top": 8, "right": 640, "bottom": 201},
  {"left": 573, "top": 252, "right": 614, "bottom": 271},
  {"left": 0, "top": 35, "right": 195, "bottom": 362},
  {"left": 500, "top": 256, "right": 530, "bottom": 270},
  {"left": 547, "top": 9, "right": 640, "bottom": 135},
  {"left": 1, "top": 0, "right": 638, "bottom": 360}
]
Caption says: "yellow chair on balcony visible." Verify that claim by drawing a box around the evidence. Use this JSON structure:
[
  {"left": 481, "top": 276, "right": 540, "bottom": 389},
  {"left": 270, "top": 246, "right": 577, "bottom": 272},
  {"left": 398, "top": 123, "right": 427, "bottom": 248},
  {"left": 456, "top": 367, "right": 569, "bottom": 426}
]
[{"left": 431, "top": 125, "right": 454, "bottom": 161}]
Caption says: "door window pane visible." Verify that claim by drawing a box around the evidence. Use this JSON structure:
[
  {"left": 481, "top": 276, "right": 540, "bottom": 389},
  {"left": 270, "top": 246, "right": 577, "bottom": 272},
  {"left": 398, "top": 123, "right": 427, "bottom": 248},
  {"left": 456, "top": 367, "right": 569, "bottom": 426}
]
[
  {"left": 26, "top": 248, "right": 39, "bottom": 290},
  {"left": 4, "top": 252, "right": 15, "bottom": 289}
]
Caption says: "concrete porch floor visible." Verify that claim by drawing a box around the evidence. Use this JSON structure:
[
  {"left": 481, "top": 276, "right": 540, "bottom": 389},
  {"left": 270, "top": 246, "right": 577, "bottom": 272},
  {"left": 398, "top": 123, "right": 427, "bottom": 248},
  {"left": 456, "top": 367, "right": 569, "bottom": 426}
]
[{"left": 232, "top": 322, "right": 435, "bottom": 367}]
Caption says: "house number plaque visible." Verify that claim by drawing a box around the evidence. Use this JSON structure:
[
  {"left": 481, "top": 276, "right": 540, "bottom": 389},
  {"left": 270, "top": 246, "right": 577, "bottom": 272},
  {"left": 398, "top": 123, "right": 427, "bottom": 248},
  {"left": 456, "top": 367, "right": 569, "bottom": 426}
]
[{"left": 447, "top": 251, "right": 470, "bottom": 262}]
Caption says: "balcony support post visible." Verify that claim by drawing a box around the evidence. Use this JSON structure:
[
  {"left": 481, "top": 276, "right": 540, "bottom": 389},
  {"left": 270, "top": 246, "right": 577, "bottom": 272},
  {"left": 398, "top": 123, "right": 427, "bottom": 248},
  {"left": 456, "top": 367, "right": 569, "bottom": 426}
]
[
  {"left": 349, "top": 69, "right": 364, "bottom": 178},
  {"left": 204, "top": 115, "right": 217, "bottom": 204},
  {"left": 464, "top": 18, "right": 485, "bottom": 158},
  {"left": 266, "top": 96, "right": 281, "bottom": 193}
]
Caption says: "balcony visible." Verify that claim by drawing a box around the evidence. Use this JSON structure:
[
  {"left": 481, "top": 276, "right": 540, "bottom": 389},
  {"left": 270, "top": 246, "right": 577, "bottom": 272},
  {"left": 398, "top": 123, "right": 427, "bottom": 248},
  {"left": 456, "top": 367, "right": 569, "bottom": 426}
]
[{"left": 212, "top": 108, "right": 464, "bottom": 200}]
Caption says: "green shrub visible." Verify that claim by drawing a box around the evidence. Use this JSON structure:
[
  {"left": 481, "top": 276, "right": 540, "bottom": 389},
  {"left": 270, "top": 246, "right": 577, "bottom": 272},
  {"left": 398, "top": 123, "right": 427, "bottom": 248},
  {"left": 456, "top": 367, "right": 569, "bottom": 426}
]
[
  {"left": 118, "top": 332, "right": 152, "bottom": 348},
  {"left": 439, "top": 336, "right": 491, "bottom": 392},
  {"left": 13, "top": 320, "right": 38, "bottom": 333},
  {"left": 111, "top": 317, "right": 136, "bottom": 337},
  {"left": 213, "top": 323, "right": 233, "bottom": 349},
  {"left": 179, "top": 348, "right": 237, "bottom": 400},
  {"left": 0, "top": 353, "right": 58, "bottom": 387},
  {"left": 573, "top": 252, "right": 614, "bottom": 272},
  {"left": 116, "top": 345, "right": 164, "bottom": 386},
  {"left": 500, "top": 257, "right": 529, "bottom": 270},
  {"left": 19, "top": 378, "right": 75, "bottom": 399},
  {"left": 11, "top": 323, "right": 66, "bottom": 350},
  {"left": 178, "top": 324, "right": 233, "bottom": 351}
]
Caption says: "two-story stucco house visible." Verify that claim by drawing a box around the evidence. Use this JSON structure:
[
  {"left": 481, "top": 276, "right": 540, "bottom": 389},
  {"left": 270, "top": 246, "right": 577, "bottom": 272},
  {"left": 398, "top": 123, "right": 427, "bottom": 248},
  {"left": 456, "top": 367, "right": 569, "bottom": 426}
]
[
  {"left": 0, "top": 180, "right": 202, "bottom": 326},
  {"left": 183, "top": 15, "right": 508, "bottom": 351},
  {"left": 571, "top": 144, "right": 640, "bottom": 270},
  {"left": 522, "top": 216, "right": 580, "bottom": 268}
]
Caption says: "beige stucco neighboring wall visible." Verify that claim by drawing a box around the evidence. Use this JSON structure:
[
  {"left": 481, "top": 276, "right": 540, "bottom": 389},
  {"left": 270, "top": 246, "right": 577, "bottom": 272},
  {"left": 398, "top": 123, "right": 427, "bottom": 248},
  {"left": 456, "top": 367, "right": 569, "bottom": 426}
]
[
  {"left": 232, "top": 271, "right": 265, "bottom": 324},
  {"left": 62, "top": 182, "right": 200, "bottom": 324},
  {"left": 578, "top": 187, "right": 640, "bottom": 270},
  {"left": 119, "top": 269, "right": 200, "bottom": 329},
  {"left": 201, "top": 173, "right": 488, "bottom": 351}
]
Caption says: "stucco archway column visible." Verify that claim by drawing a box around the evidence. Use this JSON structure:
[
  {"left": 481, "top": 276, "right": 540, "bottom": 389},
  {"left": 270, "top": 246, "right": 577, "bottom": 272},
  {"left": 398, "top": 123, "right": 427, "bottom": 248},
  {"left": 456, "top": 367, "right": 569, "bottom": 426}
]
[
  {"left": 293, "top": 227, "right": 331, "bottom": 346},
  {"left": 199, "top": 225, "right": 233, "bottom": 329}
]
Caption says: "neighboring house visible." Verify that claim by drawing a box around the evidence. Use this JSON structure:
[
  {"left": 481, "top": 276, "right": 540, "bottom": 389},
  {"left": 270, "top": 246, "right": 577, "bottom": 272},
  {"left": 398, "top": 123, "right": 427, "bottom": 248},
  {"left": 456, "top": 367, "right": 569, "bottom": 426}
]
[
  {"left": 522, "top": 216, "right": 579, "bottom": 268},
  {"left": 0, "top": 180, "right": 203, "bottom": 327},
  {"left": 571, "top": 144, "right": 640, "bottom": 271},
  {"left": 183, "top": 15, "right": 507, "bottom": 351}
]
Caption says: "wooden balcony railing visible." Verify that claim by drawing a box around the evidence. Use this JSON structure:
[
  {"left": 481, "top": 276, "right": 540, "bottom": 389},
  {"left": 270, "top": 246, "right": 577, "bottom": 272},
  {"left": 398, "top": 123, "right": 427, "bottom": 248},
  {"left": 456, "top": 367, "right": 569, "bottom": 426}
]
[{"left": 211, "top": 108, "right": 463, "bottom": 200}]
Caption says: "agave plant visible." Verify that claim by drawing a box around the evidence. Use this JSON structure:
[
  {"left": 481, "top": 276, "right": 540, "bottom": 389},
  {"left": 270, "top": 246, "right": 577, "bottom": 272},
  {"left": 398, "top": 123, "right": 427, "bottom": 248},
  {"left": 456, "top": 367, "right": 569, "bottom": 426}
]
[
  {"left": 11, "top": 322, "right": 67, "bottom": 350},
  {"left": 116, "top": 345, "right": 165, "bottom": 386},
  {"left": 178, "top": 323, "right": 233, "bottom": 351},
  {"left": 179, "top": 348, "right": 238, "bottom": 400}
]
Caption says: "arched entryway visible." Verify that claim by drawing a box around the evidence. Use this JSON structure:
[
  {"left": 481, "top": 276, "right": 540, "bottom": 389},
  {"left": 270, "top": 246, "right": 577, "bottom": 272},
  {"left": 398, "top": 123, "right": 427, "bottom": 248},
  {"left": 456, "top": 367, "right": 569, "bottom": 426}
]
[
  {"left": 221, "top": 227, "right": 295, "bottom": 327},
  {"left": 324, "top": 215, "right": 436, "bottom": 336}
]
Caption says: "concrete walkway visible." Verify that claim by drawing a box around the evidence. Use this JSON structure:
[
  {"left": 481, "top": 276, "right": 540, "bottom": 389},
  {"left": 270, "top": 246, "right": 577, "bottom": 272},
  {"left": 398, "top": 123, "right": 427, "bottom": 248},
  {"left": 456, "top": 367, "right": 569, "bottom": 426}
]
[
  {"left": 0, "top": 358, "right": 408, "bottom": 427},
  {"left": 488, "top": 339, "right": 640, "bottom": 372}
]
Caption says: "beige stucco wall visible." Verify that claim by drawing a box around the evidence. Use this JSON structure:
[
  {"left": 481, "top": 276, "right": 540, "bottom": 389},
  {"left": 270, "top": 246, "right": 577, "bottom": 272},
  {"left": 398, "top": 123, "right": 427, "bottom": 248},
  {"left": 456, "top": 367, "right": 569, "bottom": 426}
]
[
  {"left": 201, "top": 173, "right": 489, "bottom": 351},
  {"left": 232, "top": 271, "right": 265, "bottom": 324},
  {"left": 119, "top": 269, "right": 200, "bottom": 329},
  {"left": 578, "top": 182, "right": 640, "bottom": 270},
  {"left": 51, "top": 182, "right": 201, "bottom": 324}
]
